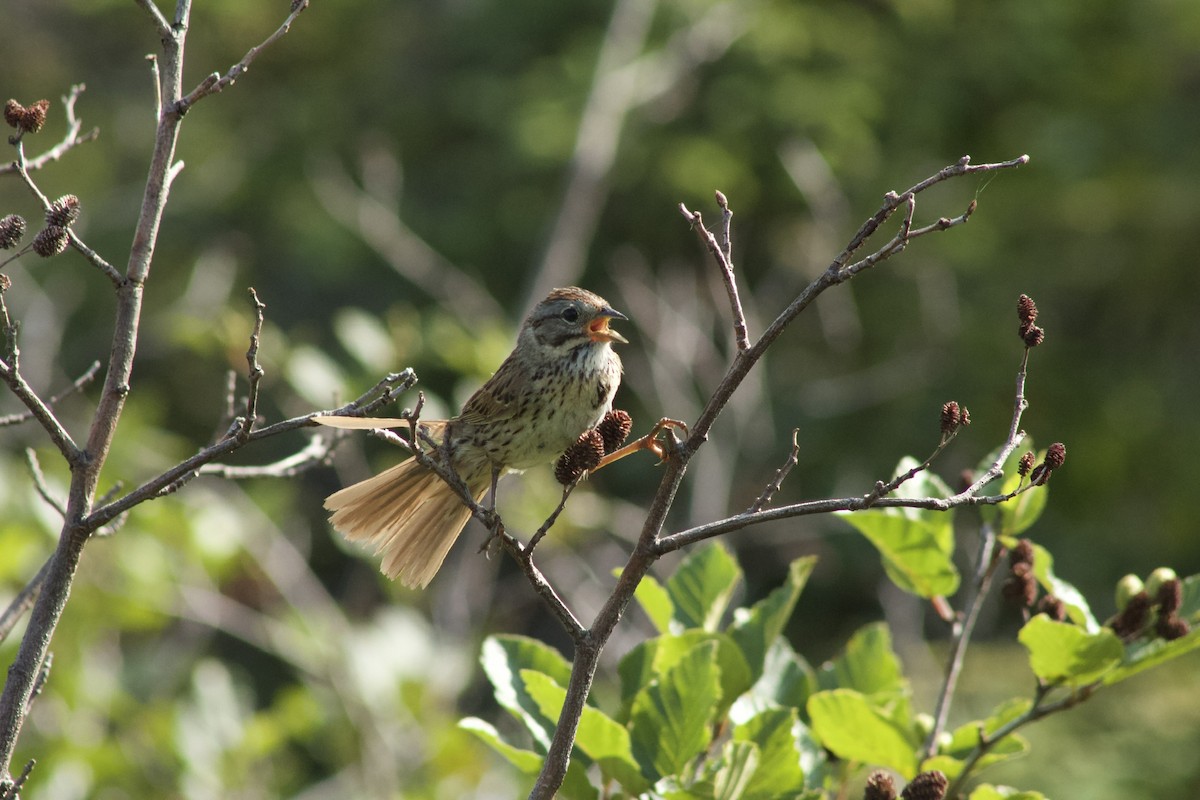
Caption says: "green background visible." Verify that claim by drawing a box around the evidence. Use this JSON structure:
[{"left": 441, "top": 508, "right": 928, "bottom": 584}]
[{"left": 2, "top": 0, "right": 1198, "bottom": 797}]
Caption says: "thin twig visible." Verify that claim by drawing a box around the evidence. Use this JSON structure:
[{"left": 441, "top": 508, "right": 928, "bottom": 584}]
[
  {"left": 679, "top": 197, "right": 751, "bottom": 351},
  {"left": 747, "top": 428, "right": 799, "bottom": 513},
  {"left": 23, "top": 449, "right": 65, "bottom": 517},
  {"left": 0, "top": 297, "right": 83, "bottom": 464},
  {"left": 0, "top": 361, "right": 101, "bottom": 428},
  {"left": 174, "top": 0, "right": 309, "bottom": 115},
  {"left": 199, "top": 435, "right": 335, "bottom": 479},
  {"left": 0, "top": 757, "right": 35, "bottom": 800},
  {"left": 240, "top": 288, "right": 267, "bottom": 438},
  {"left": 133, "top": 0, "right": 171, "bottom": 37},
  {"left": 8, "top": 137, "right": 123, "bottom": 283},
  {"left": 946, "top": 681, "right": 1098, "bottom": 797},
  {"left": 0, "top": 559, "right": 51, "bottom": 646},
  {"left": 527, "top": 482, "right": 579, "bottom": 552}
]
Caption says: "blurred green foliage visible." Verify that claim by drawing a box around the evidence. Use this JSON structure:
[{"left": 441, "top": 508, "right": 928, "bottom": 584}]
[{"left": 3, "top": 0, "right": 1200, "bottom": 796}]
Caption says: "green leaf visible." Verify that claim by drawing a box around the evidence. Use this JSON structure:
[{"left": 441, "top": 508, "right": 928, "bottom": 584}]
[
  {"left": 817, "top": 622, "right": 907, "bottom": 701},
  {"left": 666, "top": 542, "right": 743, "bottom": 632},
  {"left": 632, "top": 571, "right": 675, "bottom": 634},
  {"left": 711, "top": 740, "right": 760, "bottom": 800},
  {"left": 733, "top": 708, "right": 807, "bottom": 797},
  {"left": 629, "top": 640, "right": 722, "bottom": 781},
  {"left": 1028, "top": 543, "right": 1098, "bottom": 631},
  {"left": 458, "top": 717, "right": 543, "bottom": 774},
  {"left": 1103, "top": 625, "right": 1200, "bottom": 686},
  {"left": 968, "top": 784, "right": 1047, "bottom": 800},
  {"left": 1018, "top": 614, "right": 1123, "bottom": 685},
  {"left": 480, "top": 635, "right": 572, "bottom": 750},
  {"left": 619, "top": 630, "right": 752, "bottom": 722},
  {"left": 733, "top": 638, "right": 817, "bottom": 721},
  {"left": 521, "top": 670, "right": 650, "bottom": 794},
  {"left": 728, "top": 556, "right": 815, "bottom": 681},
  {"left": 807, "top": 689, "right": 917, "bottom": 778},
  {"left": 837, "top": 464, "right": 959, "bottom": 598}
]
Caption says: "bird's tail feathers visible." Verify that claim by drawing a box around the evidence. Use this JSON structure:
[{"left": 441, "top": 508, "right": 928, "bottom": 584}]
[{"left": 325, "top": 459, "right": 485, "bottom": 588}]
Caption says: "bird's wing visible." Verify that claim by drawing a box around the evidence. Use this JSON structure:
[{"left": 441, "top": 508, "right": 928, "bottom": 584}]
[{"left": 456, "top": 384, "right": 515, "bottom": 426}]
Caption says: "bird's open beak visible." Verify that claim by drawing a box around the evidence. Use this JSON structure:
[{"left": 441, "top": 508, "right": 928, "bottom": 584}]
[{"left": 589, "top": 307, "right": 628, "bottom": 344}]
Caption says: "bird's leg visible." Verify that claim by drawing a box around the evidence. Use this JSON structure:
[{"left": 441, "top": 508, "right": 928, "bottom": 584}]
[{"left": 590, "top": 417, "right": 689, "bottom": 472}]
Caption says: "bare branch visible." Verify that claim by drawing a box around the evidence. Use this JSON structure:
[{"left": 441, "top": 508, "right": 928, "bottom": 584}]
[
  {"left": 133, "top": 0, "right": 171, "bottom": 37},
  {"left": 0, "top": 360, "right": 100, "bottom": 428},
  {"left": 174, "top": 1, "right": 309, "bottom": 114},
  {"left": 747, "top": 428, "right": 799, "bottom": 513},
  {"left": 199, "top": 434, "right": 335, "bottom": 479},
  {"left": 679, "top": 193, "right": 750, "bottom": 351},
  {"left": 239, "top": 288, "right": 267, "bottom": 438},
  {"left": 23, "top": 450, "right": 65, "bottom": 517},
  {"left": 0, "top": 296, "right": 83, "bottom": 463},
  {"left": 0, "top": 560, "right": 51, "bottom": 646}
]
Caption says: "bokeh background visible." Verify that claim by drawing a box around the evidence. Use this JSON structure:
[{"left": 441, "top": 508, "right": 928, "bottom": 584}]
[{"left": 2, "top": 0, "right": 1199, "bottom": 797}]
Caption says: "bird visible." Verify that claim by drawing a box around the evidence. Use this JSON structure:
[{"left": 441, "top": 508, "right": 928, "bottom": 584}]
[{"left": 314, "top": 287, "right": 627, "bottom": 588}]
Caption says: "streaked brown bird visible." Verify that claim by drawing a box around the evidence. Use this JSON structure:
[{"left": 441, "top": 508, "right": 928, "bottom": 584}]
[{"left": 315, "top": 287, "right": 627, "bottom": 588}]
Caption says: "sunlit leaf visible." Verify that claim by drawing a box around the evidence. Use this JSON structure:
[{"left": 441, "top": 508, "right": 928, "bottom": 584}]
[
  {"left": 666, "top": 543, "right": 743, "bottom": 632},
  {"left": 807, "top": 689, "right": 917, "bottom": 777},
  {"left": 1018, "top": 615, "right": 1122, "bottom": 686},
  {"left": 727, "top": 556, "right": 815, "bottom": 680},
  {"left": 629, "top": 640, "right": 722, "bottom": 780}
]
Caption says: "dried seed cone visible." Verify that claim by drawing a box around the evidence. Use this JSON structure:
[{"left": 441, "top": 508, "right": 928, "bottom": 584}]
[
  {"left": 864, "top": 770, "right": 898, "bottom": 800},
  {"left": 32, "top": 225, "right": 69, "bottom": 257},
  {"left": 1017, "top": 293, "right": 1038, "bottom": 324},
  {"left": 554, "top": 427, "right": 606, "bottom": 485},
  {"left": 596, "top": 408, "right": 632, "bottom": 454},
  {"left": 940, "top": 401, "right": 961, "bottom": 436},
  {"left": 46, "top": 195, "right": 82, "bottom": 227},
  {"left": 1010, "top": 539, "right": 1035, "bottom": 566},
  {"left": 1017, "top": 451, "right": 1035, "bottom": 477},
  {"left": 1044, "top": 442, "right": 1066, "bottom": 470},
  {"left": 901, "top": 770, "right": 948, "bottom": 800},
  {"left": 1037, "top": 593, "right": 1068, "bottom": 622},
  {"left": 0, "top": 214, "right": 27, "bottom": 249},
  {"left": 3, "top": 100, "right": 22, "bottom": 129},
  {"left": 1022, "top": 324, "right": 1045, "bottom": 347}
]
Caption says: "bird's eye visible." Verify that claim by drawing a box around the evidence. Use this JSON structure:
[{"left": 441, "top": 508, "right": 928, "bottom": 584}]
[{"left": 561, "top": 306, "right": 580, "bottom": 323}]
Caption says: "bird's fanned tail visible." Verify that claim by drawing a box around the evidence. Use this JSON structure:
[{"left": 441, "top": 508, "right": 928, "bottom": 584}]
[{"left": 325, "top": 459, "right": 487, "bottom": 588}]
